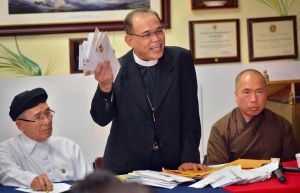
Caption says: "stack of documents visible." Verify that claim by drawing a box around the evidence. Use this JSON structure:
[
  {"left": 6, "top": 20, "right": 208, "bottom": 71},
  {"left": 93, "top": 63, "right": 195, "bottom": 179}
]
[
  {"left": 79, "top": 28, "right": 120, "bottom": 80},
  {"left": 189, "top": 160, "right": 279, "bottom": 188},
  {"left": 119, "top": 170, "right": 195, "bottom": 189}
]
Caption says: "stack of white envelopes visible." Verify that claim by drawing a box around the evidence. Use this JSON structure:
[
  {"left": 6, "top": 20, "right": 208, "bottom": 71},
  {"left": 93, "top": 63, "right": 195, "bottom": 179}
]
[
  {"left": 190, "top": 160, "right": 279, "bottom": 188},
  {"left": 79, "top": 28, "right": 120, "bottom": 80},
  {"left": 126, "top": 170, "right": 195, "bottom": 189}
]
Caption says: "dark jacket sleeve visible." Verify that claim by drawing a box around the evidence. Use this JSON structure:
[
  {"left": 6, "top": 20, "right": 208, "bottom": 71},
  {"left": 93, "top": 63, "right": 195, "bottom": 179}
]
[
  {"left": 90, "top": 85, "right": 114, "bottom": 126},
  {"left": 180, "top": 50, "right": 201, "bottom": 164}
]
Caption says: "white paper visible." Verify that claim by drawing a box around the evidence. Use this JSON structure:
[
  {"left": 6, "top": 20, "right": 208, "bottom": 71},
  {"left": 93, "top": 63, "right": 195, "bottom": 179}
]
[
  {"left": 16, "top": 183, "right": 71, "bottom": 193},
  {"left": 190, "top": 161, "right": 279, "bottom": 189},
  {"left": 189, "top": 174, "right": 223, "bottom": 188},
  {"left": 132, "top": 170, "right": 175, "bottom": 182},
  {"left": 129, "top": 170, "right": 194, "bottom": 189},
  {"left": 79, "top": 28, "right": 120, "bottom": 81},
  {"left": 132, "top": 170, "right": 194, "bottom": 183},
  {"left": 160, "top": 172, "right": 195, "bottom": 183},
  {"left": 210, "top": 166, "right": 241, "bottom": 188}
]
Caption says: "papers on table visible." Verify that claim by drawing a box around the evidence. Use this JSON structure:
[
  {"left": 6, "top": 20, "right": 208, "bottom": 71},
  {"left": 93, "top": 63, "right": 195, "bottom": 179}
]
[
  {"left": 163, "top": 159, "right": 271, "bottom": 179},
  {"left": 118, "top": 170, "right": 195, "bottom": 189},
  {"left": 16, "top": 183, "right": 71, "bottom": 193},
  {"left": 189, "top": 160, "right": 279, "bottom": 189},
  {"left": 79, "top": 28, "right": 120, "bottom": 80}
]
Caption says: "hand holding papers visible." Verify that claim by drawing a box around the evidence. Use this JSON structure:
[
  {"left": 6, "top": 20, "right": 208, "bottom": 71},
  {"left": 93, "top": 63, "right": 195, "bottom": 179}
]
[{"left": 79, "top": 28, "right": 120, "bottom": 81}]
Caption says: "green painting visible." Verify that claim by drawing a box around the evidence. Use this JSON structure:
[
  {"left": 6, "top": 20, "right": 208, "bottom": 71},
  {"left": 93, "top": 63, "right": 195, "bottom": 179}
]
[{"left": 0, "top": 37, "right": 57, "bottom": 77}]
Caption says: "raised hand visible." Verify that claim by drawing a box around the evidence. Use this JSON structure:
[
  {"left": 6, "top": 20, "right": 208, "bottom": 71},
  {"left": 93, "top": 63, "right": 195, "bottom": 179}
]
[{"left": 94, "top": 60, "right": 113, "bottom": 93}]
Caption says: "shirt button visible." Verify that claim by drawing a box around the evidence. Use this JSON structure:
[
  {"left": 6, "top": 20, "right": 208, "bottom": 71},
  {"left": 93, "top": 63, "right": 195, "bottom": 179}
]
[{"left": 61, "top": 168, "right": 66, "bottom": 174}]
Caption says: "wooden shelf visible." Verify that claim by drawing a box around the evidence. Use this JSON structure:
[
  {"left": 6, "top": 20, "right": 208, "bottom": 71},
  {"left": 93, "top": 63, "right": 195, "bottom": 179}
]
[
  {"left": 266, "top": 79, "right": 300, "bottom": 149},
  {"left": 267, "top": 79, "right": 300, "bottom": 105}
]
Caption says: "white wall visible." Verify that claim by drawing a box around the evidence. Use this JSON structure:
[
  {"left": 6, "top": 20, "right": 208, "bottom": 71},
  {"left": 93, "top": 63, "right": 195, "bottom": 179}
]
[{"left": 0, "top": 60, "right": 299, "bottom": 164}]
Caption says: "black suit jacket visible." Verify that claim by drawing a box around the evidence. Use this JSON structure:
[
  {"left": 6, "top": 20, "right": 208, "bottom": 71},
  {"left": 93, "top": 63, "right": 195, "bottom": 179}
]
[{"left": 90, "top": 46, "right": 201, "bottom": 174}]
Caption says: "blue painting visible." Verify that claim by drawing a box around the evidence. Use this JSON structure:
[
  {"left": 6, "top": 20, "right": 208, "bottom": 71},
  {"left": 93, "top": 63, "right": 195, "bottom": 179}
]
[{"left": 9, "top": 0, "right": 150, "bottom": 14}]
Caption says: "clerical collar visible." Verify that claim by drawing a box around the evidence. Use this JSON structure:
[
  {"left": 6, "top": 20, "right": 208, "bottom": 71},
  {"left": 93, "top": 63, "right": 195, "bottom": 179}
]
[{"left": 133, "top": 51, "right": 158, "bottom": 67}]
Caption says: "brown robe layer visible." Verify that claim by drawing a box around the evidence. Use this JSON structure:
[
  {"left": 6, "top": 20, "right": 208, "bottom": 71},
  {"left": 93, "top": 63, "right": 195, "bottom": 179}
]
[{"left": 207, "top": 108, "right": 297, "bottom": 165}]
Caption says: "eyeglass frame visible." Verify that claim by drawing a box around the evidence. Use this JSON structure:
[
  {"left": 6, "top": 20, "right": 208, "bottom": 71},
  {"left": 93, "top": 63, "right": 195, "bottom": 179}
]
[
  {"left": 129, "top": 26, "right": 166, "bottom": 39},
  {"left": 17, "top": 109, "right": 55, "bottom": 125}
]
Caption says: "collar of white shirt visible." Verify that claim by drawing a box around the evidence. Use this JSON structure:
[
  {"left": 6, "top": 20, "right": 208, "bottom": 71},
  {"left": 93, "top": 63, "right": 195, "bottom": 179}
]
[
  {"left": 133, "top": 51, "right": 158, "bottom": 67},
  {"left": 19, "top": 134, "right": 49, "bottom": 155}
]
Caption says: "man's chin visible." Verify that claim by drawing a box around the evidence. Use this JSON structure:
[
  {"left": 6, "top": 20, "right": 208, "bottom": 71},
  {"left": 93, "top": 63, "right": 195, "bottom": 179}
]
[
  {"left": 41, "top": 130, "right": 52, "bottom": 137},
  {"left": 149, "top": 52, "right": 163, "bottom": 60},
  {"left": 250, "top": 111, "right": 262, "bottom": 117}
]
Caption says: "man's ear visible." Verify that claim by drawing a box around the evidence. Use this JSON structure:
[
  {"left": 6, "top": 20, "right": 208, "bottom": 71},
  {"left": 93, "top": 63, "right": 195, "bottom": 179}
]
[
  {"left": 234, "top": 91, "right": 238, "bottom": 103},
  {"left": 125, "top": 34, "right": 133, "bottom": 48},
  {"left": 16, "top": 120, "right": 25, "bottom": 132}
]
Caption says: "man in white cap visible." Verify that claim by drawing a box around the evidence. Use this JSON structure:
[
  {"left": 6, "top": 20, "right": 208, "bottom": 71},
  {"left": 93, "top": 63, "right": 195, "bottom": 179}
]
[{"left": 0, "top": 88, "right": 92, "bottom": 191}]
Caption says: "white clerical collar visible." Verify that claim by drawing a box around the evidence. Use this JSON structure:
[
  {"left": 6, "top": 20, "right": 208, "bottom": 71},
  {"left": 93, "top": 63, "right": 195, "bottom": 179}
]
[{"left": 133, "top": 51, "right": 158, "bottom": 67}]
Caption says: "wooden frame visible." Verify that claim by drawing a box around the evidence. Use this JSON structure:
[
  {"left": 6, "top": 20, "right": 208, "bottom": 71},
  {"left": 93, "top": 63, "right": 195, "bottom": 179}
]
[
  {"left": 0, "top": 0, "right": 170, "bottom": 36},
  {"left": 189, "top": 19, "right": 240, "bottom": 64},
  {"left": 69, "top": 38, "right": 85, "bottom": 74},
  {"left": 191, "top": 0, "right": 238, "bottom": 9},
  {"left": 248, "top": 16, "right": 298, "bottom": 62}
]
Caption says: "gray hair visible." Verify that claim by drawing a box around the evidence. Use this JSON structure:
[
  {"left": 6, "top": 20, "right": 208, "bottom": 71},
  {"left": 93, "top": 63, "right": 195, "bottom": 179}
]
[
  {"left": 124, "top": 8, "right": 161, "bottom": 34},
  {"left": 17, "top": 111, "right": 28, "bottom": 120}
]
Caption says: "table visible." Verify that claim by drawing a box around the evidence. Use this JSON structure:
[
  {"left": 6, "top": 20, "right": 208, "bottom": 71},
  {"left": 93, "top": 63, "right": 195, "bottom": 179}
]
[
  {"left": 155, "top": 161, "right": 300, "bottom": 193},
  {"left": 1, "top": 161, "right": 299, "bottom": 193},
  {"left": 223, "top": 160, "right": 300, "bottom": 193},
  {"left": 0, "top": 184, "right": 229, "bottom": 193}
]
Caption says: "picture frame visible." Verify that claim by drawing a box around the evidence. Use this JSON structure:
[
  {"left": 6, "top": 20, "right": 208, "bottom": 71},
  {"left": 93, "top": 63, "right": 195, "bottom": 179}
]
[
  {"left": 69, "top": 38, "right": 85, "bottom": 74},
  {"left": 0, "top": 0, "right": 170, "bottom": 36},
  {"left": 189, "top": 19, "right": 240, "bottom": 64},
  {"left": 191, "top": 0, "right": 238, "bottom": 9},
  {"left": 247, "top": 16, "right": 298, "bottom": 62}
]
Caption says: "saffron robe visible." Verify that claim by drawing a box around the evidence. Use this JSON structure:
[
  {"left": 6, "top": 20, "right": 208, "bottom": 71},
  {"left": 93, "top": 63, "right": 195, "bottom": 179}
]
[{"left": 207, "top": 108, "right": 296, "bottom": 165}]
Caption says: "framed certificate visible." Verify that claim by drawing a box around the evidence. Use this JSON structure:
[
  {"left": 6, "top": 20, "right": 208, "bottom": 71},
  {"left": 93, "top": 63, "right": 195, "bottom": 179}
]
[
  {"left": 248, "top": 16, "right": 298, "bottom": 62},
  {"left": 189, "top": 19, "right": 240, "bottom": 64}
]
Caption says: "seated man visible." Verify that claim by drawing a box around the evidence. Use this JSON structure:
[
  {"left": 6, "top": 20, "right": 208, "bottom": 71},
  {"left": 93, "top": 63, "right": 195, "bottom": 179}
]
[
  {"left": 0, "top": 88, "right": 92, "bottom": 191},
  {"left": 207, "top": 69, "right": 297, "bottom": 165}
]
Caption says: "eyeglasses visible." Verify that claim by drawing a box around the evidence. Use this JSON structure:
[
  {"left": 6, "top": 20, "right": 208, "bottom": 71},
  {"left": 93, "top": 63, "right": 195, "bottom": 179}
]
[
  {"left": 129, "top": 26, "right": 165, "bottom": 39},
  {"left": 17, "top": 110, "right": 55, "bottom": 125}
]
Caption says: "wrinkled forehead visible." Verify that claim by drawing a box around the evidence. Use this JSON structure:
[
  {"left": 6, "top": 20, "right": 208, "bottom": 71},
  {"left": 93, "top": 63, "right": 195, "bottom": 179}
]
[
  {"left": 131, "top": 13, "right": 160, "bottom": 27},
  {"left": 24, "top": 103, "right": 49, "bottom": 116}
]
